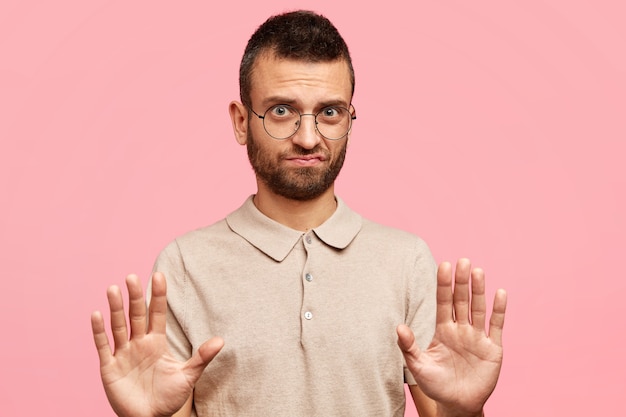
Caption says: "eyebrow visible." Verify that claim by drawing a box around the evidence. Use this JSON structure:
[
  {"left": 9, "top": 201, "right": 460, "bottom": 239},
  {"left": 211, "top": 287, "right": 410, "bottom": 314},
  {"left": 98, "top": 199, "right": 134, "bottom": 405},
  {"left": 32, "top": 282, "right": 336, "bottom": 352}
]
[
  {"left": 261, "top": 96, "right": 297, "bottom": 107},
  {"left": 260, "top": 96, "right": 350, "bottom": 110}
]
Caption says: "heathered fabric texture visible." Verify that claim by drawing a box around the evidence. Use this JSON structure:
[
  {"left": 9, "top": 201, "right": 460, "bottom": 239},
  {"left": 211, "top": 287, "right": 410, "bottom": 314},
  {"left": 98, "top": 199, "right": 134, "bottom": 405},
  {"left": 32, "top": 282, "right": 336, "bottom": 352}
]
[{"left": 153, "top": 196, "right": 437, "bottom": 417}]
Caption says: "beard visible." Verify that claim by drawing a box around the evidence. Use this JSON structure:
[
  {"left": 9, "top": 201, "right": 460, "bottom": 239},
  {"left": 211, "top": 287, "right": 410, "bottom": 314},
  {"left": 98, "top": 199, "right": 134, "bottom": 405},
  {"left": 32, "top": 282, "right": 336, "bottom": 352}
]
[{"left": 246, "top": 129, "right": 347, "bottom": 201}]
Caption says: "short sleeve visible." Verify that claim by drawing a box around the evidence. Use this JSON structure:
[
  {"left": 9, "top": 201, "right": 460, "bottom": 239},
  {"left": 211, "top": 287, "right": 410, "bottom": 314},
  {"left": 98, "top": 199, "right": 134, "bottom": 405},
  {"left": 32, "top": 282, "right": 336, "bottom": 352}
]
[
  {"left": 149, "top": 240, "right": 193, "bottom": 362},
  {"left": 403, "top": 237, "right": 437, "bottom": 385}
]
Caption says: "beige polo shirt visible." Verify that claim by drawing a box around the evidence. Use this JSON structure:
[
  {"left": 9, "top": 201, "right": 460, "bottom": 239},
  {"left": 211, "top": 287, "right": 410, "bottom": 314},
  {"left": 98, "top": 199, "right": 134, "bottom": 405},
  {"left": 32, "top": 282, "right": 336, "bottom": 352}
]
[{"left": 153, "top": 196, "right": 437, "bottom": 417}]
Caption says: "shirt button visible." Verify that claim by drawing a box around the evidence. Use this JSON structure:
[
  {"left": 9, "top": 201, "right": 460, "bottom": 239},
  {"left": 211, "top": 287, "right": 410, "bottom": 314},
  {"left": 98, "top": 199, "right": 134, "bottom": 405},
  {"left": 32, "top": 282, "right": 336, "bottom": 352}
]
[
  {"left": 305, "top": 273, "right": 313, "bottom": 282},
  {"left": 305, "top": 235, "right": 312, "bottom": 244},
  {"left": 304, "top": 311, "right": 313, "bottom": 320}
]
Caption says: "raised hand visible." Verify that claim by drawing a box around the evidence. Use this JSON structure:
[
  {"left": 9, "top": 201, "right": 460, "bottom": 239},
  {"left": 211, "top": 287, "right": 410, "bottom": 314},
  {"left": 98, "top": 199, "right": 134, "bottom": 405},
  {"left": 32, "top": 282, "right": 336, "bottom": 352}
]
[
  {"left": 397, "top": 259, "right": 507, "bottom": 417},
  {"left": 91, "top": 272, "right": 224, "bottom": 417}
]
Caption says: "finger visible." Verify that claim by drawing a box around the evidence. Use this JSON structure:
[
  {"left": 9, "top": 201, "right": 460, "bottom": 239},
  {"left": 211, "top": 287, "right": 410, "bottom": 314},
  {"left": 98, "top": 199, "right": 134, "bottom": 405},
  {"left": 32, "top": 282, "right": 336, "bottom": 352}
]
[
  {"left": 91, "top": 310, "right": 113, "bottom": 366},
  {"left": 147, "top": 272, "right": 168, "bottom": 335},
  {"left": 470, "top": 267, "right": 486, "bottom": 331},
  {"left": 396, "top": 324, "right": 422, "bottom": 370},
  {"left": 184, "top": 336, "right": 225, "bottom": 383},
  {"left": 452, "top": 258, "right": 471, "bottom": 325},
  {"left": 126, "top": 274, "right": 147, "bottom": 339},
  {"left": 107, "top": 285, "right": 129, "bottom": 351},
  {"left": 488, "top": 289, "right": 507, "bottom": 346},
  {"left": 436, "top": 261, "right": 454, "bottom": 325}
]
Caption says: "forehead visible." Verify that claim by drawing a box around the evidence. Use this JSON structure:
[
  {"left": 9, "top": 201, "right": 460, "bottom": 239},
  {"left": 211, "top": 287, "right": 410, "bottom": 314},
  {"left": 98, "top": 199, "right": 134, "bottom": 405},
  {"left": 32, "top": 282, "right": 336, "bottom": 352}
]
[{"left": 249, "top": 53, "right": 353, "bottom": 107}]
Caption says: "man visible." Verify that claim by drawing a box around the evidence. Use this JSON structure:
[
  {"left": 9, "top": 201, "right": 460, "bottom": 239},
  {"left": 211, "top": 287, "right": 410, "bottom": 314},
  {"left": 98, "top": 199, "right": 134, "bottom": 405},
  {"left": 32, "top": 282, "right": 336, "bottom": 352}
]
[{"left": 91, "top": 10, "right": 507, "bottom": 417}]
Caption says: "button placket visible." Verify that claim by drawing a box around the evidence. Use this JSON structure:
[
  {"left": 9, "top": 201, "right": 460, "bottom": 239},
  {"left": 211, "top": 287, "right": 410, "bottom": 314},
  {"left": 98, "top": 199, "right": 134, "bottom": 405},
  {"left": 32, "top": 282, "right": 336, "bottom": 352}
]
[{"left": 301, "top": 233, "right": 317, "bottom": 328}]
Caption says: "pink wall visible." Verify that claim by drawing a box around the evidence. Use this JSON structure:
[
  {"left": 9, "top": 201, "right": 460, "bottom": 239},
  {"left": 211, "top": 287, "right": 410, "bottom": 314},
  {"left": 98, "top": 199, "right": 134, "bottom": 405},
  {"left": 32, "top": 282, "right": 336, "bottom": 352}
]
[{"left": 1, "top": 2, "right": 624, "bottom": 415}]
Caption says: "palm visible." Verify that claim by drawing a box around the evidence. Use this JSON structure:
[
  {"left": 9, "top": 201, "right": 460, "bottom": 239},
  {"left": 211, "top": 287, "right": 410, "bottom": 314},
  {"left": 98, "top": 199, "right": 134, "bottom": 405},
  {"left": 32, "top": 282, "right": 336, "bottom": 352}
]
[
  {"left": 398, "top": 259, "right": 507, "bottom": 415},
  {"left": 98, "top": 334, "right": 193, "bottom": 417},
  {"left": 91, "top": 273, "right": 223, "bottom": 417},
  {"left": 413, "top": 320, "right": 503, "bottom": 409}
]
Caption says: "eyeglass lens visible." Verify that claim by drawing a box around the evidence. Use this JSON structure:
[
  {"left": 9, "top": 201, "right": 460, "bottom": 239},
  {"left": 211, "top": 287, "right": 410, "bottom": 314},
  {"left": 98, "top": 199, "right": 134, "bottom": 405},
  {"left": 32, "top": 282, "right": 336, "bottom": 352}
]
[{"left": 263, "top": 104, "right": 352, "bottom": 140}]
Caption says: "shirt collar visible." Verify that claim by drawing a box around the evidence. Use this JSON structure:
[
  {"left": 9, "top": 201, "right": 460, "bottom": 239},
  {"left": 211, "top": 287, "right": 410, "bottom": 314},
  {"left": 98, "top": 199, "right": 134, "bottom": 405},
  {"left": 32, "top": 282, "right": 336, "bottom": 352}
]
[{"left": 226, "top": 195, "right": 362, "bottom": 262}]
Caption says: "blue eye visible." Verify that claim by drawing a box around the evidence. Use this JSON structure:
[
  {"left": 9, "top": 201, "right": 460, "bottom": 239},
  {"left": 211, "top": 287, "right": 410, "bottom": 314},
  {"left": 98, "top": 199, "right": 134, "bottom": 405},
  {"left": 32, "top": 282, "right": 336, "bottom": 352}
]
[
  {"left": 269, "top": 105, "right": 294, "bottom": 117},
  {"left": 322, "top": 107, "right": 339, "bottom": 117}
]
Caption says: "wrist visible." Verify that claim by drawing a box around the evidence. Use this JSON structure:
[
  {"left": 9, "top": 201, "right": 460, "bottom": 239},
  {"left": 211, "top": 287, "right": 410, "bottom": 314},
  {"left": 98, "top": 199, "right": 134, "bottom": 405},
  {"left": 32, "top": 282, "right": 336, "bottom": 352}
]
[
  {"left": 438, "top": 413, "right": 483, "bottom": 417},
  {"left": 436, "top": 406, "right": 484, "bottom": 417}
]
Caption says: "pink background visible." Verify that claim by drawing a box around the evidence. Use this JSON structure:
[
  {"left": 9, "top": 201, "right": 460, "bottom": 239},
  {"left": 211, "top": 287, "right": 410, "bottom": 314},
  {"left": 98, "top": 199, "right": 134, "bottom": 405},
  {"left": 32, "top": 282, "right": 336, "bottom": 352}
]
[{"left": 1, "top": 1, "right": 624, "bottom": 415}]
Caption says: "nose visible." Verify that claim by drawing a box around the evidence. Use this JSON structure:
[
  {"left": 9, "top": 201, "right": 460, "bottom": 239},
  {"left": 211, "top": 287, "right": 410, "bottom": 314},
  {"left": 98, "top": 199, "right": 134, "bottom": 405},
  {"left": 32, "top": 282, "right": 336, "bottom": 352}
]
[{"left": 290, "top": 114, "right": 321, "bottom": 149}]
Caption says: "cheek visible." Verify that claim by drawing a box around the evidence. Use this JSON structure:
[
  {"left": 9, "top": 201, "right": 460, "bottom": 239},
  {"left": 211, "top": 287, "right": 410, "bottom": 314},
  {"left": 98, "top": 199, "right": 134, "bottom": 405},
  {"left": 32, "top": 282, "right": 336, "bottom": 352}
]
[
  {"left": 248, "top": 132, "right": 285, "bottom": 160},
  {"left": 327, "top": 140, "right": 347, "bottom": 158}
]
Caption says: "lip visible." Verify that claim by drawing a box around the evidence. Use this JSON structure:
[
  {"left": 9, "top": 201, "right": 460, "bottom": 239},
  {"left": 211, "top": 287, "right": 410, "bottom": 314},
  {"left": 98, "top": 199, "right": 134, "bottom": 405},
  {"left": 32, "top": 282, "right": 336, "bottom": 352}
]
[
  {"left": 285, "top": 153, "right": 327, "bottom": 161},
  {"left": 284, "top": 153, "right": 327, "bottom": 166}
]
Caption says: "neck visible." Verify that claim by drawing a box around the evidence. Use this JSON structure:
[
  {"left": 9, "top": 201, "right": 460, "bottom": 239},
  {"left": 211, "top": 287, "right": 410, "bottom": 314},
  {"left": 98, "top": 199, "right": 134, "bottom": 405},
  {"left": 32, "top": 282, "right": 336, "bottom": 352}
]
[{"left": 253, "top": 184, "right": 337, "bottom": 231}]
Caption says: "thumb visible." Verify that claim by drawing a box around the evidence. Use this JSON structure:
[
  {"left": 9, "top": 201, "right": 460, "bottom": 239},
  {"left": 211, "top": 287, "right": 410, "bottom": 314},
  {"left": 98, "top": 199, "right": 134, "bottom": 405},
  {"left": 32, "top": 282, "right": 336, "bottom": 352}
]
[
  {"left": 396, "top": 324, "right": 422, "bottom": 365},
  {"left": 183, "top": 336, "right": 224, "bottom": 382}
]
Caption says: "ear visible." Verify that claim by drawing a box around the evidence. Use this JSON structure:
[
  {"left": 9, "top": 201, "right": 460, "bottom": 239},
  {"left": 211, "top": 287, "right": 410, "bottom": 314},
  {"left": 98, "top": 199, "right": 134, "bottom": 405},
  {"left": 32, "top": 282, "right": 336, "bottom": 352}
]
[
  {"left": 229, "top": 101, "right": 248, "bottom": 145},
  {"left": 346, "top": 105, "right": 356, "bottom": 147}
]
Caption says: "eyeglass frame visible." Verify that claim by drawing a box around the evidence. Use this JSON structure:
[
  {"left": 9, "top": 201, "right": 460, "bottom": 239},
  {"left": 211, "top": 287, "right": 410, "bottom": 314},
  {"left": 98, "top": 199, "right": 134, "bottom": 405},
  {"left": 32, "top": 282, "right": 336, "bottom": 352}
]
[{"left": 245, "top": 102, "right": 357, "bottom": 140}]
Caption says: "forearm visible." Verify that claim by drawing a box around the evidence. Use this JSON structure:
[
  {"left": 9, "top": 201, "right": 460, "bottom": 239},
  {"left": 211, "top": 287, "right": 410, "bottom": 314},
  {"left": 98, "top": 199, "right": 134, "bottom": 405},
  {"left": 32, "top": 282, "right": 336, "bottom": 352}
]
[{"left": 171, "top": 395, "right": 193, "bottom": 417}]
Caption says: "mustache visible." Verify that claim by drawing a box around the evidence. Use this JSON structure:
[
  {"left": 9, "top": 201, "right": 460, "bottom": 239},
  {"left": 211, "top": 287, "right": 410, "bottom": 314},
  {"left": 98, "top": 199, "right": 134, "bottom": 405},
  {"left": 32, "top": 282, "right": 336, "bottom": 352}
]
[{"left": 283, "top": 144, "right": 327, "bottom": 157}]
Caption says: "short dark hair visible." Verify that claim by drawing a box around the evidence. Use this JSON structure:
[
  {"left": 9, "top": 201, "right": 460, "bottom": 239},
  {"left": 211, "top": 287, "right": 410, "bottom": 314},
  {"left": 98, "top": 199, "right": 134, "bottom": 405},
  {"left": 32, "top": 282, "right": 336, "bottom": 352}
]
[{"left": 239, "top": 10, "right": 355, "bottom": 106}]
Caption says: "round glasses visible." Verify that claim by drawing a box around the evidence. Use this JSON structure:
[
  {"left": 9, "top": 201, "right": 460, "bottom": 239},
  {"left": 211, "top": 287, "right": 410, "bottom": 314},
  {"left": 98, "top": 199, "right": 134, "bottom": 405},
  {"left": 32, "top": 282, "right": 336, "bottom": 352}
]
[{"left": 247, "top": 103, "right": 356, "bottom": 140}]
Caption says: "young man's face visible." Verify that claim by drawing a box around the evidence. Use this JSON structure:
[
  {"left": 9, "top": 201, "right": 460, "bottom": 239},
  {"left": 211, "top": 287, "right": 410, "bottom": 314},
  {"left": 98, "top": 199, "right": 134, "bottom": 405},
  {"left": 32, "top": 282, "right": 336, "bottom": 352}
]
[{"left": 244, "top": 53, "right": 354, "bottom": 201}]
